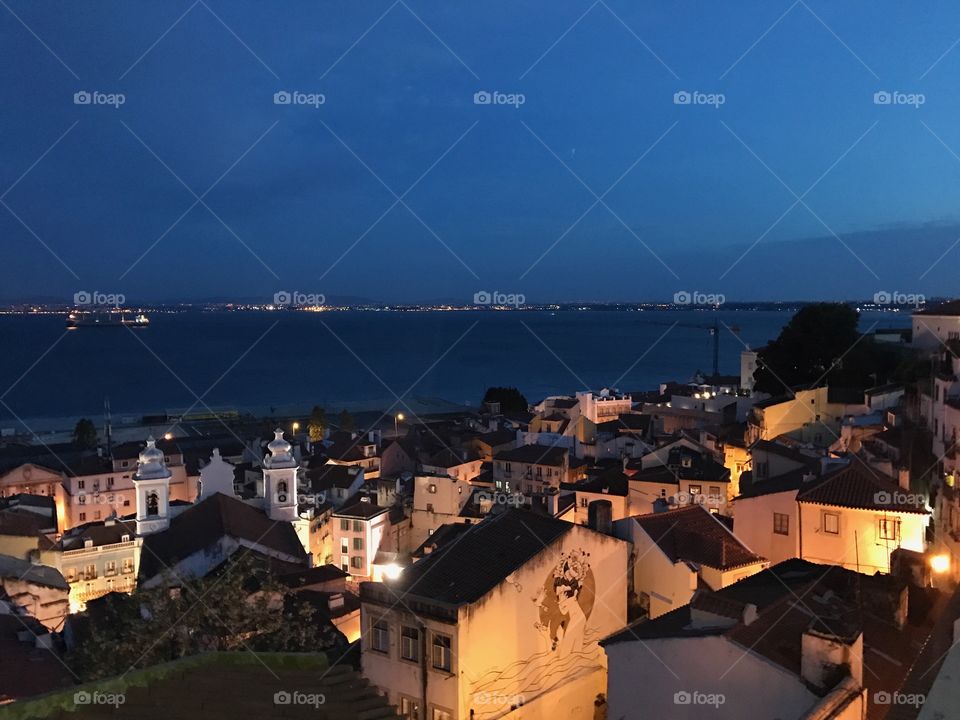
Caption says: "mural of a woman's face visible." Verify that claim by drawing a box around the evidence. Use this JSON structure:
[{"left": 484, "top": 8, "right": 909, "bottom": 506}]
[{"left": 556, "top": 584, "right": 578, "bottom": 614}]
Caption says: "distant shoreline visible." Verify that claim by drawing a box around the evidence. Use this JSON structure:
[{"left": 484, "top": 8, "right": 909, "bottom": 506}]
[{"left": 0, "top": 300, "right": 931, "bottom": 315}]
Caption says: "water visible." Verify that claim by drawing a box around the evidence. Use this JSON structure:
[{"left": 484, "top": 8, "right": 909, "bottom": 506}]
[{"left": 0, "top": 310, "right": 905, "bottom": 429}]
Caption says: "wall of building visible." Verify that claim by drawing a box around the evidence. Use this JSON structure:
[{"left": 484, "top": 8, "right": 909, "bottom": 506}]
[
  {"left": 604, "top": 635, "right": 820, "bottom": 720},
  {"left": 733, "top": 492, "right": 800, "bottom": 566},
  {"left": 798, "top": 504, "right": 928, "bottom": 574}
]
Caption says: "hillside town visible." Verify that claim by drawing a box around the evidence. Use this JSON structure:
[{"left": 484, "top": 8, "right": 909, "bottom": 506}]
[{"left": 3, "top": 302, "right": 960, "bottom": 719}]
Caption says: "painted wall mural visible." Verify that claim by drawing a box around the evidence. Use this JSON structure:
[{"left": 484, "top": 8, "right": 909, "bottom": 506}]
[{"left": 468, "top": 549, "right": 605, "bottom": 717}]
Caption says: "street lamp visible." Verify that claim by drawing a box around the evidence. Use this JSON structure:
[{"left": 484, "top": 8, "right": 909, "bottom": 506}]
[
  {"left": 292, "top": 421, "right": 300, "bottom": 434},
  {"left": 394, "top": 412, "right": 404, "bottom": 437},
  {"left": 931, "top": 554, "right": 950, "bottom": 574}
]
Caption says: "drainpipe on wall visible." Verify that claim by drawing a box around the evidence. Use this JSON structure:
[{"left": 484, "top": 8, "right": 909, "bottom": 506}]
[{"left": 420, "top": 621, "right": 428, "bottom": 720}]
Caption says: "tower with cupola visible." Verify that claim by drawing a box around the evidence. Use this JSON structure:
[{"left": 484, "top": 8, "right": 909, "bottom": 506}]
[
  {"left": 133, "top": 436, "right": 171, "bottom": 535},
  {"left": 263, "top": 428, "right": 299, "bottom": 522}
]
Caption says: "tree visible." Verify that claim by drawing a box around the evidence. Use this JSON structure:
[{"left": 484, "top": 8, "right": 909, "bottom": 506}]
[
  {"left": 482, "top": 386, "right": 528, "bottom": 413},
  {"left": 308, "top": 405, "right": 327, "bottom": 442},
  {"left": 72, "top": 418, "right": 98, "bottom": 450},
  {"left": 67, "top": 555, "right": 346, "bottom": 681},
  {"left": 753, "top": 303, "right": 911, "bottom": 394},
  {"left": 338, "top": 409, "right": 354, "bottom": 433}
]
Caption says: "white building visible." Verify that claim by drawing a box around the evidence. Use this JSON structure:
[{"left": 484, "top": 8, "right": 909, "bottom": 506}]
[
  {"left": 361, "top": 509, "right": 628, "bottom": 720},
  {"left": 912, "top": 300, "right": 960, "bottom": 350}
]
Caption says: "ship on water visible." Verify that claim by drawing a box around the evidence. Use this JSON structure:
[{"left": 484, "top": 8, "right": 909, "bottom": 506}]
[{"left": 65, "top": 310, "right": 150, "bottom": 328}]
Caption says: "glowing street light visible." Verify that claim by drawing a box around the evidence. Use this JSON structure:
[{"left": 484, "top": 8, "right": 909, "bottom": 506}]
[
  {"left": 163, "top": 432, "right": 173, "bottom": 441},
  {"left": 383, "top": 563, "right": 403, "bottom": 580},
  {"left": 931, "top": 554, "right": 950, "bottom": 574},
  {"left": 292, "top": 421, "right": 300, "bottom": 434},
  {"left": 394, "top": 412, "right": 404, "bottom": 437}
]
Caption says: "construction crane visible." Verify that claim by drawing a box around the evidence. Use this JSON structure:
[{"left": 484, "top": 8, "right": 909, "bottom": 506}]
[{"left": 641, "top": 316, "right": 741, "bottom": 378}]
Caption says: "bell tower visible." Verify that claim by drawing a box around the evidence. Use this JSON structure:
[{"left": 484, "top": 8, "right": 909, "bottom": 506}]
[
  {"left": 264, "top": 428, "right": 299, "bottom": 522},
  {"left": 133, "top": 436, "right": 171, "bottom": 535}
]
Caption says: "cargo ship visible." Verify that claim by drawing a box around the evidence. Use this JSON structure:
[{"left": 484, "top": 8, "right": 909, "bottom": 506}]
[{"left": 65, "top": 311, "right": 150, "bottom": 328}]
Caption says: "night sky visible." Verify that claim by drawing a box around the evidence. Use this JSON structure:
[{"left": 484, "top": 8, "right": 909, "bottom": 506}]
[{"left": 3, "top": 1, "right": 960, "bottom": 303}]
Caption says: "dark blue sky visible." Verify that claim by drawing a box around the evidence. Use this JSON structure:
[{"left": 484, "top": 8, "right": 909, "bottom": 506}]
[{"left": 3, "top": 0, "right": 960, "bottom": 303}]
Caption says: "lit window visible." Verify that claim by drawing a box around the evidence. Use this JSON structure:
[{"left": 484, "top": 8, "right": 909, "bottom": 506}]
[{"left": 879, "top": 518, "right": 900, "bottom": 541}]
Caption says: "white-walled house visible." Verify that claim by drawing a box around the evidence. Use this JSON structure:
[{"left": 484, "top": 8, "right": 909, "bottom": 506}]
[
  {"left": 614, "top": 505, "right": 767, "bottom": 619},
  {"left": 601, "top": 559, "right": 921, "bottom": 720},
  {"left": 0, "top": 554, "right": 70, "bottom": 632},
  {"left": 912, "top": 300, "right": 960, "bottom": 350},
  {"left": 736, "top": 460, "right": 928, "bottom": 574},
  {"left": 331, "top": 495, "right": 391, "bottom": 580},
  {"left": 360, "top": 509, "right": 628, "bottom": 720}
]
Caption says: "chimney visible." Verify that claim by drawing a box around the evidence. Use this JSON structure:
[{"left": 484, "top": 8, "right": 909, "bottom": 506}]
[
  {"left": 898, "top": 467, "right": 910, "bottom": 491},
  {"left": 588, "top": 499, "right": 613, "bottom": 535},
  {"left": 544, "top": 488, "right": 559, "bottom": 517}
]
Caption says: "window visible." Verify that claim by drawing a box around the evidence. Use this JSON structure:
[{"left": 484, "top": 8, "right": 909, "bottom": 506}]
[
  {"left": 823, "top": 512, "right": 839, "bottom": 534},
  {"left": 352, "top": 520, "right": 363, "bottom": 532},
  {"left": 400, "top": 626, "right": 420, "bottom": 661},
  {"left": 353, "top": 537, "right": 364, "bottom": 551},
  {"left": 340, "top": 518, "right": 350, "bottom": 531},
  {"left": 84, "top": 564, "right": 96, "bottom": 579},
  {"left": 341, "top": 539, "right": 349, "bottom": 554},
  {"left": 351, "top": 556, "right": 363, "bottom": 569},
  {"left": 755, "top": 462, "right": 768, "bottom": 479},
  {"left": 773, "top": 512, "right": 789, "bottom": 535},
  {"left": 276, "top": 480, "right": 288, "bottom": 502},
  {"left": 428, "top": 483, "right": 437, "bottom": 494},
  {"left": 660, "top": 488, "right": 666, "bottom": 497},
  {"left": 432, "top": 634, "right": 451, "bottom": 671},
  {"left": 689, "top": 485, "right": 701, "bottom": 494},
  {"left": 709, "top": 486, "right": 721, "bottom": 495},
  {"left": 580, "top": 497, "right": 588, "bottom": 508},
  {"left": 79, "top": 512, "right": 86, "bottom": 522},
  {"left": 123, "top": 499, "right": 130, "bottom": 507},
  {"left": 105, "top": 560, "right": 117, "bottom": 576},
  {"left": 433, "top": 709, "right": 453, "bottom": 720},
  {"left": 340, "top": 557, "right": 348, "bottom": 572},
  {"left": 426, "top": 503, "right": 434, "bottom": 513},
  {"left": 363, "top": 619, "right": 387, "bottom": 653},
  {"left": 146, "top": 491, "right": 159, "bottom": 517},
  {"left": 122, "top": 558, "right": 134, "bottom": 574},
  {"left": 78, "top": 480, "right": 85, "bottom": 490},
  {"left": 879, "top": 518, "right": 900, "bottom": 541},
  {"left": 65, "top": 568, "right": 76, "bottom": 582},
  {"left": 94, "top": 511, "right": 101, "bottom": 520},
  {"left": 399, "top": 697, "right": 420, "bottom": 720},
  {"left": 78, "top": 495, "right": 86, "bottom": 505}
]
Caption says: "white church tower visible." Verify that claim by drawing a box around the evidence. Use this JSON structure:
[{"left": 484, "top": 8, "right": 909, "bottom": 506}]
[
  {"left": 133, "top": 436, "right": 171, "bottom": 536},
  {"left": 263, "top": 428, "right": 299, "bottom": 522}
]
